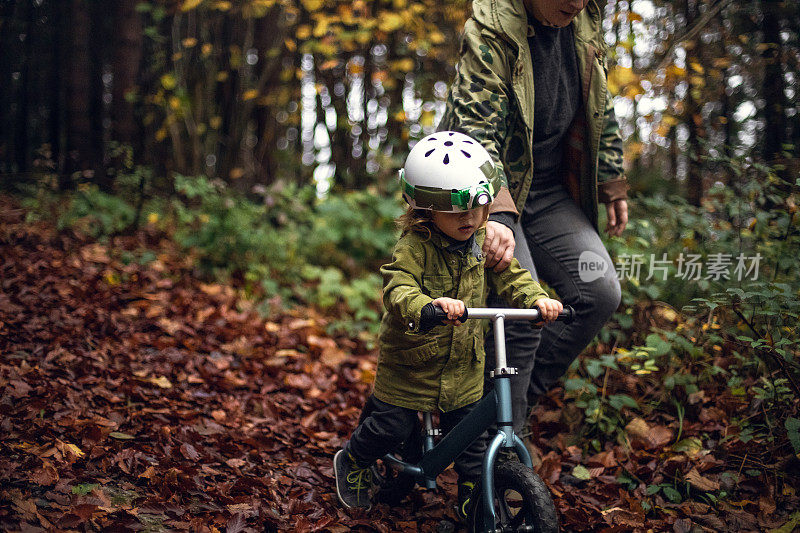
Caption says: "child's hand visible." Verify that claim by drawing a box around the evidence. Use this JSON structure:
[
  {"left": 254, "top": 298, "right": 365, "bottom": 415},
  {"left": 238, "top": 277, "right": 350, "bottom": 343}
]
[
  {"left": 534, "top": 298, "right": 563, "bottom": 323},
  {"left": 432, "top": 297, "right": 466, "bottom": 325}
]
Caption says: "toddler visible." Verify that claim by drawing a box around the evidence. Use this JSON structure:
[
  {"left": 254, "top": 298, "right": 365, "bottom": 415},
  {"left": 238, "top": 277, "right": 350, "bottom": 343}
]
[{"left": 333, "top": 131, "right": 562, "bottom": 519}]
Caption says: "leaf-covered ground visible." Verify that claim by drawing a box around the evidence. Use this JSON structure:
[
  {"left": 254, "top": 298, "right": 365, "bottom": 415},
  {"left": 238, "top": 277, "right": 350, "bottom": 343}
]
[{"left": 1, "top": 199, "right": 798, "bottom": 532}]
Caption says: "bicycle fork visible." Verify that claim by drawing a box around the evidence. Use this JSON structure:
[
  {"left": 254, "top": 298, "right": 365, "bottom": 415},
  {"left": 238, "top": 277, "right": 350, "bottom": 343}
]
[{"left": 481, "top": 313, "right": 533, "bottom": 531}]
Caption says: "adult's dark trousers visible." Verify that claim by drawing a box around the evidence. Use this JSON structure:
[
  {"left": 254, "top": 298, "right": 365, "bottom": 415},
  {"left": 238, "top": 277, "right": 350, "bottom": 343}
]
[
  {"left": 484, "top": 182, "right": 622, "bottom": 435},
  {"left": 347, "top": 395, "right": 487, "bottom": 481}
]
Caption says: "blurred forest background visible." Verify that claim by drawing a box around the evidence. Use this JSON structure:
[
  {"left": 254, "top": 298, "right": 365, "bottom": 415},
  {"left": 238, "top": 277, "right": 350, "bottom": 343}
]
[
  {"left": 2, "top": 0, "right": 800, "bottom": 529},
  {"left": 2, "top": 0, "right": 800, "bottom": 192}
]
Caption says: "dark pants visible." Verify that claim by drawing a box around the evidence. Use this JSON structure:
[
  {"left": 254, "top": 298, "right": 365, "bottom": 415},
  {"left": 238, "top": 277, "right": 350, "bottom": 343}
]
[
  {"left": 485, "top": 182, "right": 622, "bottom": 435},
  {"left": 347, "top": 395, "right": 486, "bottom": 481}
]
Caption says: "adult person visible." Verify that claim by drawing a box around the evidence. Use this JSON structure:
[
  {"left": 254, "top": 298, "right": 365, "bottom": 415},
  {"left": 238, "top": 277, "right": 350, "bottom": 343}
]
[{"left": 438, "top": 0, "right": 629, "bottom": 440}]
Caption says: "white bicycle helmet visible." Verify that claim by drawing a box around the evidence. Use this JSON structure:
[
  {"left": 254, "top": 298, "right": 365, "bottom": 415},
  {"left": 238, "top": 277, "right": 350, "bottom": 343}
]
[{"left": 399, "top": 131, "right": 501, "bottom": 212}]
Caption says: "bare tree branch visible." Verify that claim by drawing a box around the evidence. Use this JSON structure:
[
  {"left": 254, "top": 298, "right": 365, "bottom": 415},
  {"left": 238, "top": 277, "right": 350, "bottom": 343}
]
[{"left": 655, "top": 0, "right": 734, "bottom": 72}]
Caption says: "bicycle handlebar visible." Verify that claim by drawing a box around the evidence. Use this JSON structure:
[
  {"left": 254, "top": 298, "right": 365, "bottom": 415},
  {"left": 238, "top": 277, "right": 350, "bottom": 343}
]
[{"left": 431, "top": 305, "right": 575, "bottom": 325}]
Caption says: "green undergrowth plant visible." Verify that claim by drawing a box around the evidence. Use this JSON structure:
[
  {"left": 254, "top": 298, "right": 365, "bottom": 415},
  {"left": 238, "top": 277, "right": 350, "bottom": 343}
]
[
  {"left": 19, "top": 172, "right": 405, "bottom": 337},
  {"left": 171, "top": 175, "right": 403, "bottom": 335},
  {"left": 568, "top": 154, "right": 799, "bottom": 461},
  {"left": 565, "top": 333, "right": 672, "bottom": 446}
]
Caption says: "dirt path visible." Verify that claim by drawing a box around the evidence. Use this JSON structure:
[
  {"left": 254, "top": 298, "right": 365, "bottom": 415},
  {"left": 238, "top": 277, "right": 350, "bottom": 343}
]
[{"left": 1, "top": 209, "right": 794, "bottom": 532}]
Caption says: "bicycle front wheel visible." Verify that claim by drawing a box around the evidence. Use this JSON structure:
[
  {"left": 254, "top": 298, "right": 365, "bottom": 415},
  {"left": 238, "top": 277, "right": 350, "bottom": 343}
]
[{"left": 467, "top": 461, "right": 559, "bottom": 533}]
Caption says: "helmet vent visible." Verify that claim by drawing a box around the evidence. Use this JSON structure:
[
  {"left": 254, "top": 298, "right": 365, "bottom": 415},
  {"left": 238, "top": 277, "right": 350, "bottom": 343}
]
[
  {"left": 463, "top": 140, "right": 473, "bottom": 144},
  {"left": 444, "top": 141, "right": 453, "bottom": 146},
  {"left": 443, "top": 154, "right": 450, "bottom": 165},
  {"left": 461, "top": 150, "right": 471, "bottom": 158},
  {"left": 425, "top": 149, "right": 435, "bottom": 157}
]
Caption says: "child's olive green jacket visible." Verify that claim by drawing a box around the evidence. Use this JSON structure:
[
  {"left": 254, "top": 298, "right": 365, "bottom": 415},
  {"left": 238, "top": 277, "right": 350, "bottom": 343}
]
[
  {"left": 372, "top": 226, "right": 549, "bottom": 413},
  {"left": 438, "top": 0, "right": 628, "bottom": 230}
]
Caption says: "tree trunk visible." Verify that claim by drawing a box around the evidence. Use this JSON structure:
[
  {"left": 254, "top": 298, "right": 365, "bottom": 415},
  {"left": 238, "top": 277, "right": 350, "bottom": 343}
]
[
  {"left": 251, "top": 12, "right": 287, "bottom": 186},
  {"left": 356, "top": 50, "right": 373, "bottom": 190},
  {"left": 90, "top": 0, "right": 110, "bottom": 190},
  {"left": 13, "top": 0, "right": 33, "bottom": 177},
  {"left": 64, "top": 0, "right": 95, "bottom": 187},
  {"left": 670, "top": 121, "right": 679, "bottom": 184},
  {"left": 0, "top": 1, "right": 18, "bottom": 177},
  {"left": 111, "top": 0, "right": 143, "bottom": 149},
  {"left": 684, "top": 0, "right": 703, "bottom": 206},
  {"left": 760, "top": 0, "right": 785, "bottom": 165},
  {"left": 320, "top": 65, "right": 351, "bottom": 190},
  {"left": 721, "top": 66, "right": 733, "bottom": 159},
  {"left": 49, "top": 0, "right": 67, "bottom": 179},
  {"left": 216, "top": 15, "right": 237, "bottom": 181}
]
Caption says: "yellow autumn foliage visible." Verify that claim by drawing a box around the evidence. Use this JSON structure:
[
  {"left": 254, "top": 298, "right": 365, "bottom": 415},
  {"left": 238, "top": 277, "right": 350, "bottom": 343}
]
[
  {"left": 607, "top": 66, "right": 639, "bottom": 94},
  {"left": 666, "top": 65, "right": 686, "bottom": 78},
  {"left": 301, "top": 0, "right": 323, "bottom": 11},
  {"left": 181, "top": 0, "right": 203, "bottom": 12},
  {"left": 378, "top": 12, "right": 405, "bottom": 33},
  {"left": 160, "top": 73, "right": 177, "bottom": 91},
  {"left": 391, "top": 58, "right": 415, "bottom": 72},
  {"left": 313, "top": 18, "right": 330, "bottom": 38}
]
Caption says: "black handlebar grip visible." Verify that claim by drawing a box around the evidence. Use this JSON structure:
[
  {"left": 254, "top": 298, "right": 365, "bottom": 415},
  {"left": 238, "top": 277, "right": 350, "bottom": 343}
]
[
  {"left": 559, "top": 305, "right": 575, "bottom": 324},
  {"left": 533, "top": 304, "right": 575, "bottom": 324},
  {"left": 433, "top": 305, "right": 468, "bottom": 324}
]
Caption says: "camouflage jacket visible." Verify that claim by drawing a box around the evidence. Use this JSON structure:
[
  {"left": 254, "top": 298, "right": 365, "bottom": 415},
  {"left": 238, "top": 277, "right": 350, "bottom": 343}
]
[
  {"left": 372, "top": 226, "right": 549, "bottom": 412},
  {"left": 438, "top": 0, "right": 628, "bottom": 230}
]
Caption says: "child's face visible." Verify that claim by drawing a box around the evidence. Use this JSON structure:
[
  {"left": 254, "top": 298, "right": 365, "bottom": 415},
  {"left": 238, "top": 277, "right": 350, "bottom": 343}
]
[{"left": 431, "top": 207, "right": 487, "bottom": 241}]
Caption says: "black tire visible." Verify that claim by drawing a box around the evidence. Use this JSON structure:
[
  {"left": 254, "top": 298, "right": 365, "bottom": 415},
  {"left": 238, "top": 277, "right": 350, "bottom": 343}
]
[{"left": 467, "top": 461, "right": 559, "bottom": 533}]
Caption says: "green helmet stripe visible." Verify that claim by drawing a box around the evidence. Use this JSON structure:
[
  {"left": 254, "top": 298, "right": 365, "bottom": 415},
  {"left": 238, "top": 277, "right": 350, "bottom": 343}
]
[{"left": 399, "top": 164, "right": 502, "bottom": 211}]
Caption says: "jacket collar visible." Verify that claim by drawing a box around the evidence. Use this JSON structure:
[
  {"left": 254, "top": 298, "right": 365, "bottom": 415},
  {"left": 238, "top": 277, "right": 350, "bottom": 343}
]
[
  {"left": 471, "top": 0, "right": 604, "bottom": 50},
  {"left": 427, "top": 225, "right": 485, "bottom": 262},
  {"left": 471, "top": 0, "right": 528, "bottom": 48}
]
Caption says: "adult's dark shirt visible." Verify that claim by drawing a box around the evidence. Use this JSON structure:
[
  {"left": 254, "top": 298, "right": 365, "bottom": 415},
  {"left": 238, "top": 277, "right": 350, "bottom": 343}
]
[
  {"left": 489, "top": 15, "right": 582, "bottom": 227},
  {"left": 524, "top": 16, "right": 581, "bottom": 201}
]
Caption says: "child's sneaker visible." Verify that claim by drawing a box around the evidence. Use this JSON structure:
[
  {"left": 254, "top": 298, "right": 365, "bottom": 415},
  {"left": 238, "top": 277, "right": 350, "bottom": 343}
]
[
  {"left": 333, "top": 449, "right": 374, "bottom": 509},
  {"left": 455, "top": 479, "right": 477, "bottom": 522}
]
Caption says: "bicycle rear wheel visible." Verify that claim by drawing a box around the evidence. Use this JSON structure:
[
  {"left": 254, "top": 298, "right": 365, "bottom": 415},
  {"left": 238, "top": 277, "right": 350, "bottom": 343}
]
[{"left": 467, "top": 461, "right": 558, "bottom": 533}]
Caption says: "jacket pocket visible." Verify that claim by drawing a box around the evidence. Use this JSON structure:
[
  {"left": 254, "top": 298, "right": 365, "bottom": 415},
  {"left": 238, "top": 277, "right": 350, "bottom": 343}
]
[
  {"left": 402, "top": 338, "right": 439, "bottom": 366},
  {"left": 422, "top": 274, "right": 455, "bottom": 299}
]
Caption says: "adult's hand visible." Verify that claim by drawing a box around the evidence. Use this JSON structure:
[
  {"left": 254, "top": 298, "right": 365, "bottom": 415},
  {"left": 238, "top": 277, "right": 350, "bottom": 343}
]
[
  {"left": 483, "top": 220, "right": 515, "bottom": 272},
  {"left": 605, "top": 199, "right": 628, "bottom": 237}
]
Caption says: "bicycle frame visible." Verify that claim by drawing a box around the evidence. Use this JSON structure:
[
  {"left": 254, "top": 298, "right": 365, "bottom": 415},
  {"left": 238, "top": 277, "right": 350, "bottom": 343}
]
[{"left": 381, "top": 307, "right": 548, "bottom": 530}]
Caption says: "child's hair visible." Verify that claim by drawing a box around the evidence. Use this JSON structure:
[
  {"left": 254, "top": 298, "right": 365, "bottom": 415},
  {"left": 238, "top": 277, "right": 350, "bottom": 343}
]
[
  {"left": 397, "top": 207, "right": 434, "bottom": 239},
  {"left": 396, "top": 205, "right": 490, "bottom": 239}
]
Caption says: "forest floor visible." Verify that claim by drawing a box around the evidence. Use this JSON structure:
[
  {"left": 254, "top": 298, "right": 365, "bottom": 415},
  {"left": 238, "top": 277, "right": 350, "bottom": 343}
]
[{"left": 1, "top": 196, "right": 798, "bottom": 532}]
